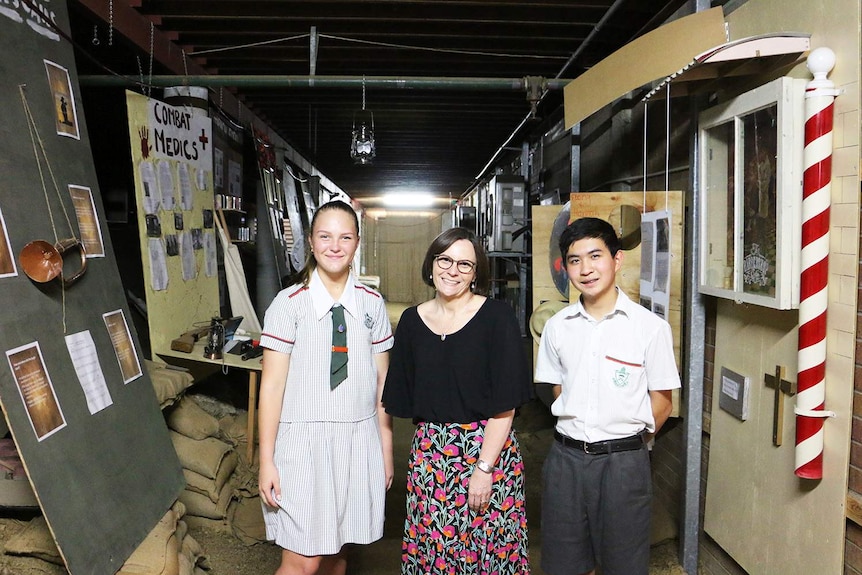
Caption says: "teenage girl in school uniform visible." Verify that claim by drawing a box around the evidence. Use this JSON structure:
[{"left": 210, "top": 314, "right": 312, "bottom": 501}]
[{"left": 258, "top": 200, "right": 394, "bottom": 575}]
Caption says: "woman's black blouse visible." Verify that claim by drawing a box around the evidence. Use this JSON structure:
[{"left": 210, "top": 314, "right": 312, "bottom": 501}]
[{"left": 383, "top": 298, "right": 534, "bottom": 423}]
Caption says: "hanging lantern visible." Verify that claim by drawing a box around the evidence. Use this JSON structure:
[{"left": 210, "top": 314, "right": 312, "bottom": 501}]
[{"left": 350, "top": 77, "right": 375, "bottom": 165}]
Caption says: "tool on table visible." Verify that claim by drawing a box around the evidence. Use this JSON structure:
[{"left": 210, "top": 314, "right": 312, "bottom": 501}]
[{"left": 170, "top": 325, "right": 210, "bottom": 353}]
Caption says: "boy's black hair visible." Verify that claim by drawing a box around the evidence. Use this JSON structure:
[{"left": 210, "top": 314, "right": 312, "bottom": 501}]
[{"left": 558, "top": 217, "right": 622, "bottom": 258}]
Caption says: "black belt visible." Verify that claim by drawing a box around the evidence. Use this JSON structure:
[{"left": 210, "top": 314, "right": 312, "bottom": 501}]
[{"left": 554, "top": 430, "right": 646, "bottom": 455}]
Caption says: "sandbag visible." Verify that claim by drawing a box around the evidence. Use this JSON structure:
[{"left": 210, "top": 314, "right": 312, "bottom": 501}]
[
  {"left": 3, "top": 515, "right": 63, "bottom": 565},
  {"left": 181, "top": 513, "right": 232, "bottom": 535},
  {"left": 228, "top": 462, "right": 258, "bottom": 498},
  {"left": 178, "top": 552, "right": 194, "bottom": 575},
  {"left": 190, "top": 393, "right": 237, "bottom": 420},
  {"left": 117, "top": 508, "right": 180, "bottom": 575},
  {"left": 182, "top": 450, "right": 238, "bottom": 503},
  {"left": 231, "top": 494, "right": 267, "bottom": 545},
  {"left": 169, "top": 431, "right": 233, "bottom": 480},
  {"left": 166, "top": 397, "right": 220, "bottom": 440},
  {"left": 181, "top": 532, "right": 209, "bottom": 570},
  {"left": 175, "top": 522, "right": 187, "bottom": 547},
  {"left": 219, "top": 410, "right": 248, "bottom": 446},
  {"left": 146, "top": 360, "right": 194, "bottom": 409},
  {"left": 178, "top": 481, "right": 234, "bottom": 520}
]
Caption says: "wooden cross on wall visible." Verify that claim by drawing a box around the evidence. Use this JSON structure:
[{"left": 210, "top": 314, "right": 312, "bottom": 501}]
[{"left": 764, "top": 365, "right": 797, "bottom": 446}]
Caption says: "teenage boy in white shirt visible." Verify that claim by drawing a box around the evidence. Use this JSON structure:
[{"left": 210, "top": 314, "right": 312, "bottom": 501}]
[{"left": 535, "top": 216, "right": 681, "bottom": 575}]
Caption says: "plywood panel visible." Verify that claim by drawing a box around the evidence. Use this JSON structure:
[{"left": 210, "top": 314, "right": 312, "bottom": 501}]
[
  {"left": 704, "top": 301, "right": 849, "bottom": 574},
  {"left": 126, "top": 91, "right": 220, "bottom": 357},
  {"left": 563, "top": 7, "right": 727, "bottom": 128},
  {"left": 531, "top": 205, "right": 569, "bottom": 310}
]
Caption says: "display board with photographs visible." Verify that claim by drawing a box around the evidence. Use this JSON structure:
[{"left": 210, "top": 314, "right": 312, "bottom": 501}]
[{"left": 0, "top": 5, "right": 183, "bottom": 574}]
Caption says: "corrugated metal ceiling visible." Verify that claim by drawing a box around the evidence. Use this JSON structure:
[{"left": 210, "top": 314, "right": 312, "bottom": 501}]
[{"left": 68, "top": 0, "right": 691, "bottom": 204}]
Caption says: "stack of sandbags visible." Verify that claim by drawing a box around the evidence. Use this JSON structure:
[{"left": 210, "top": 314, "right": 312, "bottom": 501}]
[
  {"left": 167, "top": 394, "right": 268, "bottom": 546},
  {"left": 118, "top": 501, "right": 210, "bottom": 575},
  {"left": 166, "top": 397, "right": 238, "bottom": 533},
  {"left": 196, "top": 399, "right": 268, "bottom": 546},
  {"left": 4, "top": 501, "right": 208, "bottom": 575},
  {"left": 189, "top": 394, "right": 252, "bottom": 469},
  {"left": 218, "top": 409, "right": 251, "bottom": 468},
  {"left": 146, "top": 360, "right": 195, "bottom": 409}
]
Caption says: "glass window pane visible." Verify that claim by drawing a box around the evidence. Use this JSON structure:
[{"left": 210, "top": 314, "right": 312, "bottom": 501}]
[
  {"left": 740, "top": 105, "right": 778, "bottom": 298},
  {"left": 703, "top": 121, "right": 735, "bottom": 290}
]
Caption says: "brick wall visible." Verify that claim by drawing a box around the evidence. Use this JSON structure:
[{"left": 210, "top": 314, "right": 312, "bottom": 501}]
[
  {"left": 652, "top": 418, "right": 684, "bottom": 525},
  {"left": 846, "top": 235, "right": 862, "bottom": 574}
]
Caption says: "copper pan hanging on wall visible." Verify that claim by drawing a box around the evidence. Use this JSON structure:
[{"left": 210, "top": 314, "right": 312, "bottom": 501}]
[{"left": 19, "top": 238, "right": 87, "bottom": 287}]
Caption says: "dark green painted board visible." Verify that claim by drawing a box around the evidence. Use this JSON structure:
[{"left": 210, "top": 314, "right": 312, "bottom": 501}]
[{"left": 0, "top": 3, "right": 184, "bottom": 573}]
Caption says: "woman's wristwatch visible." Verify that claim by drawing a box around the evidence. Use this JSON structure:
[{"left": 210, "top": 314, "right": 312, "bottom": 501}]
[{"left": 475, "top": 458, "right": 494, "bottom": 474}]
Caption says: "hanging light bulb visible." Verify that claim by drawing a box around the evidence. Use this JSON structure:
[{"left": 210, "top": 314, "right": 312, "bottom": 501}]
[{"left": 350, "top": 76, "right": 375, "bottom": 165}]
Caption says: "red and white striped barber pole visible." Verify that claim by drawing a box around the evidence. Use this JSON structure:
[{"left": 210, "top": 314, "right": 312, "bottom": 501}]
[{"left": 795, "top": 47, "right": 839, "bottom": 479}]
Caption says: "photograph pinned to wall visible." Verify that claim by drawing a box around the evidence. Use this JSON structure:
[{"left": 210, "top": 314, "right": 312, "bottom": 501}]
[
  {"left": 191, "top": 228, "right": 203, "bottom": 250},
  {"left": 202, "top": 209, "right": 214, "bottom": 229},
  {"left": 179, "top": 232, "right": 196, "bottom": 281},
  {"left": 214, "top": 147, "right": 225, "bottom": 189},
  {"left": 139, "top": 161, "right": 160, "bottom": 214},
  {"left": 43, "top": 60, "right": 79, "bottom": 140},
  {"left": 68, "top": 185, "right": 105, "bottom": 258},
  {"left": 203, "top": 231, "right": 217, "bottom": 277},
  {"left": 0, "top": 206, "right": 18, "bottom": 278},
  {"left": 145, "top": 214, "right": 162, "bottom": 237},
  {"left": 64, "top": 330, "right": 113, "bottom": 415},
  {"left": 6, "top": 341, "right": 67, "bottom": 441},
  {"left": 639, "top": 210, "right": 672, "bottom": 319},
  {"left": 195, "top": 166, "right": 208, "bottom": 192},
  {"left": 178, "top": 163, "right": 194, "bottom": 210},
  {"left": 102, "top": 309, "right": 142, "bottom": 384},
  {"left": 148, "top": 237, "right": 168, "bottom": 290},
  {"left": 165, "top": 234, "right": 179, "bottom": 256},
  {"left": 157, "top": 160, "right": 176, "bottom": 211}
]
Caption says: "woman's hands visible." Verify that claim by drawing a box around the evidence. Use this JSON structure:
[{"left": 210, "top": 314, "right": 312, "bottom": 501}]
[
  {"left": 468, "top": 465, "right": 493, "bottom": 513},
  {"left": 467, "top": 410, "right": 515, "bottom": 514}
]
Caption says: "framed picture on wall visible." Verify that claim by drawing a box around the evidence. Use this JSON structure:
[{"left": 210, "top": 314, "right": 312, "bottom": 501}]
[{"left": 698, "top": 76, "right": 806, "bottom": 310}]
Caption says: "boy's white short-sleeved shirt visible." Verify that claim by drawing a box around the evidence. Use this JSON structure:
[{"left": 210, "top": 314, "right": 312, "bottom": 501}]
[
  {"left": 535, "top": 288, "right": 680, "bottom": 442},
  {"left": 260, "top": 269, "right": 394, "bottom": 422}
]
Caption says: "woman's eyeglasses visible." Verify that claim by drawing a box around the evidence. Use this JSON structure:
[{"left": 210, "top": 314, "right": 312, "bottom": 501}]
[{"left": 434, "top": 255, "right": 476, "bottom": 274}]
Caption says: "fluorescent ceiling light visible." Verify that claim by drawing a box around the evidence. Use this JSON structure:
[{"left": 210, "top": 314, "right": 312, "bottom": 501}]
[
  {"left": 366, "top": 208, "right": 440, "bottom": 219},
  {"left": 382, "top": 193, "right": 436, "bottom": 208}
]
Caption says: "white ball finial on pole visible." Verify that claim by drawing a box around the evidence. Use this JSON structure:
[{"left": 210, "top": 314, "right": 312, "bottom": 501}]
[{"left": 806, "top": 47, "right": 836, "bottom": 87}]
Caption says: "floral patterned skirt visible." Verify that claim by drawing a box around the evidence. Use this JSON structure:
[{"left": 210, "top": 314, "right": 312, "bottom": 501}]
[{"left": 400, "top": 421, "right": 530, "bottom": 575}]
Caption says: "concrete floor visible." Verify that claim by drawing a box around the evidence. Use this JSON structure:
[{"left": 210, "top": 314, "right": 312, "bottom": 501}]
[{"left": 344, "top": 398, "right": 687, "bottom": 575}]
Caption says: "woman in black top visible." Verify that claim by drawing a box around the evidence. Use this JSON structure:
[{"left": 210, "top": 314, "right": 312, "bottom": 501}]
[{"left": 383, "top": 227, "right": 534, "bottom": 574}]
